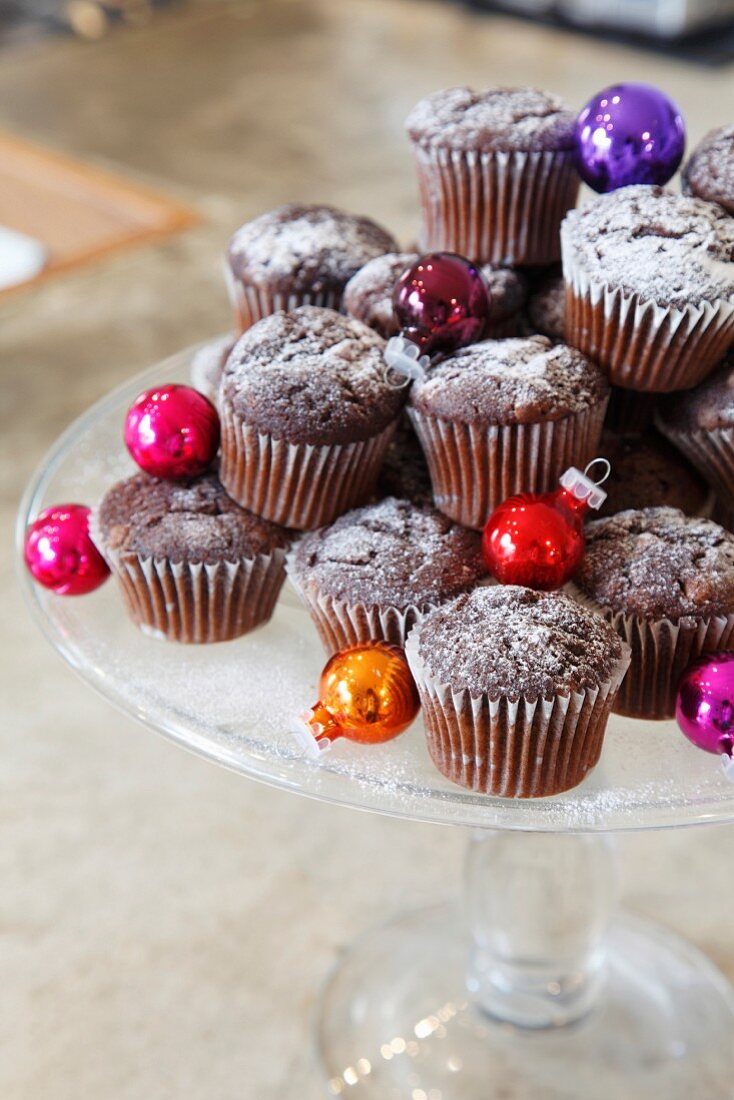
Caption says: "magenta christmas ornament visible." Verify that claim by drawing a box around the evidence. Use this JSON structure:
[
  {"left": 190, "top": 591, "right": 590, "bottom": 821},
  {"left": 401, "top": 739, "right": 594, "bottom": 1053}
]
[
  {"left": 575, "top": 83, "right": 685, "bottom": 193},
  {"left": 24, "top": 503, "right": 109, "bottom": 596},
  {"left": 676, "top": 651, "right": 734, "bottom": 782},
  {"left": 124, "top": 384, "right": 220, "bottom": 480}
]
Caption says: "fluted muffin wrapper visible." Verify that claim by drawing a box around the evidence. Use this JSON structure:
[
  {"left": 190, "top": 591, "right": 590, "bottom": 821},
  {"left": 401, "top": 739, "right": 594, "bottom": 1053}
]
[
  {"left": 562, "top": 227, "right": 734, "bottom": 393},
  {"left": 411, "top": 144, "right": 579, "bottom": 266},
  {"left": 407, "top": 397, "right": 608, "bottom": 530},
  {"left": 219, "top": 403, "right": 397, "bottom": 530},
  {"left": 90, "top": 508, "right": 287, "bottom": 643},
  {"left": 286, "top": 555, "right": 433, "bottom": 654},
  {"left": 404, "top": 625, "right": 630, "bottom": 798},
  {"left": 655, "top": 419, "right": 734, "bottom": 503},
  {"left": 566, "top": 583, "right": 734, "bottom": 720},
  {"left": 224, "top": 260, "right": 342, "bottom": 334}
]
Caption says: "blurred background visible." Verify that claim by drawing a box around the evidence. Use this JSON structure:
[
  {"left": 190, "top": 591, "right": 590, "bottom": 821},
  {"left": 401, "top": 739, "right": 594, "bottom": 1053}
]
[{"left": 1, "top": 1, "right": 733, "bottom": 1098}]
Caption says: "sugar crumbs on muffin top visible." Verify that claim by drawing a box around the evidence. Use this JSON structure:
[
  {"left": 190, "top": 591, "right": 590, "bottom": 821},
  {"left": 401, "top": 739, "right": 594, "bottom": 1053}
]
[
  {"left": 562, "top": 185, "right": 734, "bottom": 309},
  {"left": 220, "top": 306, "right": 404, "bottom": 445},
  {"left": 414, "top": 585, "right": 624, "bottom": 699},
  {"left": 409, "top": 335, "right": 608, "bottom": 425},
  {"left": 227, "top": 204, "right": 397, "bottom": 293},
  {"left": 97, "top": 471, "right": 289, "bottom": 565},
  {"left": 576, "top": 506, "right": 734, "bottom": 622},
  {"left": 292, "top": 497, "right": 485, "bottom": 607},
  {"left": 681, "top": 125, "right": 734, "bottom": 215},
  {"left": 406, "top": 87, "right": 576, "bottom": 152}
]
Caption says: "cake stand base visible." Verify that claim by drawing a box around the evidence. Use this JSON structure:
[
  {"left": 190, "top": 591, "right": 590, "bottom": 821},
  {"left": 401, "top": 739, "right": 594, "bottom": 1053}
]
[{"left": 318, "top": 903, "right": 734, "bottom": 1100}]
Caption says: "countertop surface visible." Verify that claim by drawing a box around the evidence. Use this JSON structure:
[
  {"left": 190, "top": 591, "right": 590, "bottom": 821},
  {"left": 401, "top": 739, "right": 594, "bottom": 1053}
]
[{"left": 2, "top": 2, "right": 734, "bottom": 1097}]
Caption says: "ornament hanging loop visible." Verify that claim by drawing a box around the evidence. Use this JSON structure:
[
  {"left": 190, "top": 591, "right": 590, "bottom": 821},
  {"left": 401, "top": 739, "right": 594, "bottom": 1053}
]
[
  {"left": 383, "top": 335, "right": 430, "bottom": 388},
  {"left": 584, "top": 457, "right": 612, "bottom": 487}
]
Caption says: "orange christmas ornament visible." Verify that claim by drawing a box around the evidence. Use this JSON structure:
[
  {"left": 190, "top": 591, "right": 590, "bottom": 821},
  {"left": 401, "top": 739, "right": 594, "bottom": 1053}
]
[{"left": 295, "top": 642, "right": 420, "bottom": 756}]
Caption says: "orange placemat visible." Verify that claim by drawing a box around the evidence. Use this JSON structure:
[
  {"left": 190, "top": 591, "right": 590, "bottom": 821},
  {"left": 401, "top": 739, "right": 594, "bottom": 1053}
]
[{"left": 0, "top": 132, "right": 199, "bottom": 295}]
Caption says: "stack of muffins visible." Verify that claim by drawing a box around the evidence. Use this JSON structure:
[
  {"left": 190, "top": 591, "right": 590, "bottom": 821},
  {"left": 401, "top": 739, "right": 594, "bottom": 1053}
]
[{"left": 92, "top": 89, "right": 734, "bottom": 800}]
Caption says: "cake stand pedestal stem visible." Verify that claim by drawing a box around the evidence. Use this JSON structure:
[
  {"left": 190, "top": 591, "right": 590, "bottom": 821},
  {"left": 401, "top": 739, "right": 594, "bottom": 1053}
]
[{"left": 465, "top": 830, "right": 618, "bottom": 1029}]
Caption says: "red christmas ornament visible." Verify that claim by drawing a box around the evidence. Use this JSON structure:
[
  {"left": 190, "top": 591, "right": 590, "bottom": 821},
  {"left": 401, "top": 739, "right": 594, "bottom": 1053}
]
[
  {"left": 24, "top": 503, "right": 110, "bottom": 596},
  {"left": 482, "top": 461, "right": 610, "bottom": 591},
  {"left": 124, "top": 384, "right": 220, "bottom": 480},
  {"left": 384, "top": 252, "right": 491, "bottom": 384},
  {"left": 295, "top": 642, "right": 421, "bottom": 756}
]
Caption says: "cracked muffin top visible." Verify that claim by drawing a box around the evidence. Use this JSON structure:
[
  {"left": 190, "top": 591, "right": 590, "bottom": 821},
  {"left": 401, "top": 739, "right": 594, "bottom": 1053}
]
[
  {"left": 220, "top": 306, "right": 404, "bottom": 445},
  {"left": 406, "top": 87, "right": 576, "bottom": 152},
  {"left": 409, "top": 335, "right": 608, "bottom": 425},
  {"left": 412, "top": 585, "right": 625, "bottom": 699},
  {"left": 290, "top": 497, "right": 485, "bottom": 607},
  {"left": 227, "top": 204, "right": 397, "bottom": 296},
  {"left": 96, "top": 471, "right": 290, "bottom": 565},
  {"left": 575, "top": 506, "right": 734, "bottom": 622},
  {"left": 561, "top": 185, "right": 734, "bottom": 308}
]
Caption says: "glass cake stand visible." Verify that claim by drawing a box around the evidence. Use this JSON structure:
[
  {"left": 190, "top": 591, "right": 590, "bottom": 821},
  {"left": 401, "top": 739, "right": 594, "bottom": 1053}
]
[{"left": 17, "top": 345, "right": 734, "bottom": 1100}]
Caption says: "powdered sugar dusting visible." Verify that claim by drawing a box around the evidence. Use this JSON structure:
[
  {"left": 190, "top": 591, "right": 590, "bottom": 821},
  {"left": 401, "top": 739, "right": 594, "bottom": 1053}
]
[
  {"left": 577, "top": 506, "right": 734, "bottom": 620},
  {"left": 406, "top": 87, "right": 576, "bottom": 152},
  {"left": 221, "top": 306, "right": 404, "bottom": 445},
  {"left": 410, "top": 336, "right": 608, "bottom": 424},
  {"left": 563, "top": 185, "right": 734, "bottom": 308},
  {"left": 416, "top": 585, "right": 624, "bottom": 698},
  {"left": 228, "top": 204, "right": 397, "bottom": 292},
  {"left": 98, "top": 470, "right": 289, "bottom": 564},
  {"left": 343, "top": 252, "right": 417, "bottom": 338},
  {"left": 291, "top": 497, "right": 486, "bottom": 606}
]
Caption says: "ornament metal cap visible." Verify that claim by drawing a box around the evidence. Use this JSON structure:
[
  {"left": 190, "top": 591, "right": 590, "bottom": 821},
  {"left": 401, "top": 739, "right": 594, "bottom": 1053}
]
[
  {"left": 292, "top": 707, "right": 336, "bottom": 758},
  {"left": 721, "top": 753, "right": 734, "bottom": 783},
  {"left": 560, "top": 458, "right": 611, "bottom": 511},
  {"left": 383, "top": 335, "right": 430, "bottom": 388}
]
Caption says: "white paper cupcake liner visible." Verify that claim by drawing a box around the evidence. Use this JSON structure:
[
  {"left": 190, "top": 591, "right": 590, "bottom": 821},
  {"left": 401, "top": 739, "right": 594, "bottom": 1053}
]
[
  {"left": 566, "top": 583, "right": 734, "bottom": 719},
  {"left": 562, "top": 228, "right": 734, "bottom": 393},
  {"left": 91, "top": 507, "right": 287, "bottom": 644},
  {"left": 224, "top": 259, "right": 343, "bottom": 333},
  {"left": 407, "top": 397, "right": 608, "bottom": 530},
  {"left": 405, "top": 625, "right": 630, "bottom": 798},
  {"left": 219, "top": 403, "right": 396, "bottom": 530},
  {"left": 286, "top": 555, "right": 433, "bottom": 654},
  {"left": 412, "top": 145, "right": 579, "bottom": 266},
  {"left": 655, "top": 420, "right": 734, "bottom": 504}
]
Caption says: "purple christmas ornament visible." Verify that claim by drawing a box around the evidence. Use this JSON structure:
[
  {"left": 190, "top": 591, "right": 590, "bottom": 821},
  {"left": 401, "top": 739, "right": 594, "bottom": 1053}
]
[
  {"left": 676, "top": 651, "right": 734, "bottom": 761},
  {"left": 575, "top": 83, "right": 685, "bottom": 193}
]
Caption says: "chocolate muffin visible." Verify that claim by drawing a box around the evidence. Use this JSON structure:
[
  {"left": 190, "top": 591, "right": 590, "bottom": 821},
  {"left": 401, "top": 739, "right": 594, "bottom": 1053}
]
[
  {"left": 572, "top": 507, "right": 734, "bottom": 718},
  {"left": 405, "top": 585, "right": 629, "bottom": 797},
  {"left": 681, "top": 125, "right": 734, "bottom": 215},
  {"left": 218, "top": 306, "right": 404, "bottom": 529},
  {"left": 598, "top": 430, "right": 710, "bottom": 518},
  {"left": 376, "top": 418, "right": 433, "bottom": 507},
  {"left": 526, "top": 269, "right": 565, "bottom": 342},
  {"left": 656, "top": 356, "right": 734, "bottom": 505},
  {"left": 562, "top": 186, "right": 734, "bottom": 392},
  {"left": 189, "top": 334, "right": 235, "bottom": 407},
  {"left": 288, "top": 497, "right": 486, "bottom": 653},
  {"left": 408, "top": 335, "right": 609, "bottom": 528},
  {"left": 343, "top": 252, "right": 417, "bottom": 338},
  {"left": 406, "top": 86, "right": 579, "bottom": 266},
  {"left": 226, "top": 204, "right": 398, "bottom": 333},
  {"left": 344, "top": 251, "right": 527, "bottom": 339},
  {"left": 93, "top": 471, "right": 290, "bottom": 643}
]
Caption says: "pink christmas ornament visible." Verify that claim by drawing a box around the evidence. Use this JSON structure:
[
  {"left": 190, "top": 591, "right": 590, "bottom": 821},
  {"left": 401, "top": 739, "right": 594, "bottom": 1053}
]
[
  {"left": 676, "top": 651, "right": 734, "bottom": 782},
  {"left": 124, "top": 384, "right": 220, "bottom": 480},
  {"left": 24, "top": 504, "right": 109, "bottom": 596}
]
